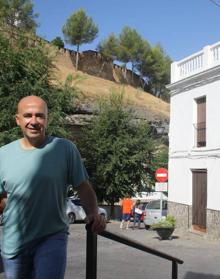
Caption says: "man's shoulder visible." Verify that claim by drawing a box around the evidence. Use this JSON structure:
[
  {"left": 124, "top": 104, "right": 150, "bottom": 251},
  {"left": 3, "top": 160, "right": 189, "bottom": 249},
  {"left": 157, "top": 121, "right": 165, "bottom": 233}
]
[
  {"left": 0, "top": 140, "right": 19, "bottom": 153},
  {"left": 50, "top": 136, "right": 76, "bottom": 147},
  {"left": 49, "top": 136, "right": 78, "bottom": 151}
]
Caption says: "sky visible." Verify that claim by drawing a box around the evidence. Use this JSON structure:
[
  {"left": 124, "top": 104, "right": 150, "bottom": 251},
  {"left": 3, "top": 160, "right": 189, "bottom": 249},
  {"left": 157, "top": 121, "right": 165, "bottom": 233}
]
[{"left": 33, "top": 0, "right": 220, "bottom": 62}]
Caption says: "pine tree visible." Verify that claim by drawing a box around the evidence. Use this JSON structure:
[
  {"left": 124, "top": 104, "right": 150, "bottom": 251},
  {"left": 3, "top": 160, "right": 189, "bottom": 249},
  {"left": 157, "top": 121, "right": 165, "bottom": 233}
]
[{"left": 62, "top": 9, "right": 98, "bottom": 70}]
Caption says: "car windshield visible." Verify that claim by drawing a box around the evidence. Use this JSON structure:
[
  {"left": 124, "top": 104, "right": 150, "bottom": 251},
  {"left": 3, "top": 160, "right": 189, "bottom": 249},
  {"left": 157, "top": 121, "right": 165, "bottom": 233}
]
[
  {"left": 146, "top": 200, "right": 167, "bottom": 210},
  {"left": 146, "top": 200, "right": 160, "bottom": 210},
  {"left": 140, "top": 202, "right": 148, "bottom": 210}
]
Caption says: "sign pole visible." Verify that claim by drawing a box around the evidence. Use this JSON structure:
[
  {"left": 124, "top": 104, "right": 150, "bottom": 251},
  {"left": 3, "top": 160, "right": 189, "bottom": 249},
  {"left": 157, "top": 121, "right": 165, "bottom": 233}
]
[
  {"left": 155, "top": 168, "right": 168, "bottom": 217},
  {"left": 160, "top": 191, "right": 163, "bottom": 218}
]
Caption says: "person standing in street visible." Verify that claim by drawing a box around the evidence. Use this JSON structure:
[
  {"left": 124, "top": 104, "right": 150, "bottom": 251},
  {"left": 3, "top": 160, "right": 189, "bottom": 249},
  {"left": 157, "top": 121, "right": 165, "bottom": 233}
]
[
  {"left": 119, "top": 197, "right": 133, "bottom": 229},
  {"left": 132, "top": 199, "right": 143, "bottom": 229},
  {"left": 0, "top": 95, "right": 106, "bottom": 279}
]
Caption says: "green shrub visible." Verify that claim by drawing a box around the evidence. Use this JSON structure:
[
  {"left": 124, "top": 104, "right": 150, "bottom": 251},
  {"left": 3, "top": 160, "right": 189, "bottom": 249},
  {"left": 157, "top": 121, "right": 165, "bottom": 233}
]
[
  {"left": 151, "top": 215, "right": 176, "bottom": 229},
  {"left": 0, "top": 34, "right": 76, "bottom": 146}
]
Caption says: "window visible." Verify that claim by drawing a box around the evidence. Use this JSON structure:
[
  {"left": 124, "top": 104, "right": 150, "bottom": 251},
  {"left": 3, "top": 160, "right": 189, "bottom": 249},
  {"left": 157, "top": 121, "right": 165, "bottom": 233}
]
[
  {"left": 146, "top": 200, "right": 160, "bottom": 210},
  {"left": 162, "top": 200, "right": 167, "bottom": 210},
  {"left": 146, "top": 200, "right": 167, "bottom": 210},
  {"left": 194, "top": 97, "right": 206, "bottom": 147}
]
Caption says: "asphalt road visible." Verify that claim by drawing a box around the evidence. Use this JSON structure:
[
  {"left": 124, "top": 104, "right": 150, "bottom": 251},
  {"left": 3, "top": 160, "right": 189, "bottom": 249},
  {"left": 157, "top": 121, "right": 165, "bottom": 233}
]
[
  {"left": 1, "top": 222, "right": 220, "bottom": 279},
  {"left": 65, "top": 222, "right": 220, "bottom": 279}
]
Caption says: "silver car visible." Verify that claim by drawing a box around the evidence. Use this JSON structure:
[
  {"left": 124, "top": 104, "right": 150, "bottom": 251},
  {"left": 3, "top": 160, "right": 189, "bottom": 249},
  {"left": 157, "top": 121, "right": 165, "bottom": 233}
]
[
  {"left": 143, "top": 199, "right": 168, "bottom": 230},
  {"left": 66, "top": 198, "right": 108, "bottom": 224}
]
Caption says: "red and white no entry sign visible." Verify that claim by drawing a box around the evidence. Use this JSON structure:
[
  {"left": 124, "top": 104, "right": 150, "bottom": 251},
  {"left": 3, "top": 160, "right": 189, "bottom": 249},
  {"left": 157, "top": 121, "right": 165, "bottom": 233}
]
[{"left": 155, "top": 168, "right": 168, "bottom": 182}]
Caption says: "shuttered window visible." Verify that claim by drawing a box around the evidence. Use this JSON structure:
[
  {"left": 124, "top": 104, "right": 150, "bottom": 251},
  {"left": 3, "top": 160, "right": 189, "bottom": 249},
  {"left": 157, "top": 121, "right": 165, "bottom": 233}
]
[{"left": 195, "top": 97, "right": 206, "bottom": 147}]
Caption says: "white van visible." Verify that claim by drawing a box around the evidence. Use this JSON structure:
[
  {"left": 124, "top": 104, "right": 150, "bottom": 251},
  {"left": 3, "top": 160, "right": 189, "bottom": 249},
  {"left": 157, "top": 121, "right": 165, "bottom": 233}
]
[{"left": 143, "top": 199, "right": 168, "bottom": 230}]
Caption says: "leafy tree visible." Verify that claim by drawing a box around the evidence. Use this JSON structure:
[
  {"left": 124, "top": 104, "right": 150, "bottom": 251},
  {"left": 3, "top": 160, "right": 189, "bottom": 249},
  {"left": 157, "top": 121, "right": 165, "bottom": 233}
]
[
  {"left": 140, "top": 44, "right": 171, "bottom": 101},
  {"left": 97, "top": 26, "right": 171, "bottom": 101},
  {"left": 131, "top": 38, "right": 151, "bottom": 88},
  {"left": 0, "top": 0, "right": 38, "bottom": 32},
  {"left": 0, "top": 34, "right": 76, "bottom": 146},
  {"left": 78, "top": 92, "right": 158, "bottom": 207},
  {"left": 136, "top": 47, "right": 155, "bottom": 94},
  {"left": 149, "top": 45, "right": 171, "bottom": 99},
  {"left": 62, "top": 9, "right": 98, "bottom": 70},
  {"left": 51, "top": 36, "right": 64, "bottom": 48},
  {"left": 97, "top": 33, "right": 119, "bottom": 60},
  {"left": 118, "top": 26, "right": 146, "bottom": 77}
]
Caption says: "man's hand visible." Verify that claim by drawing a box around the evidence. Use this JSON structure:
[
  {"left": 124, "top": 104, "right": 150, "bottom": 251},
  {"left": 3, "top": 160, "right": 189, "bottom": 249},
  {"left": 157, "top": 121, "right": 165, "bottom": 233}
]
[
  {"left": 78, "top": 181, "right": 107, "bottom": 234},
  {"left": 86, "top": 213, "right": 106, "bottom": 234}
]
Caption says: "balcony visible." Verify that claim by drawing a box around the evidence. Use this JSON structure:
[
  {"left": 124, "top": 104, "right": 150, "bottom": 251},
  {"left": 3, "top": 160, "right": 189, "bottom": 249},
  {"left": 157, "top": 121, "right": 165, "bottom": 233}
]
[
  {"left": 171, "top": 41, "right": 220, "bottom": 83},
  {"left": 194, "top": 122, "right": 206, "bottom": 147}
]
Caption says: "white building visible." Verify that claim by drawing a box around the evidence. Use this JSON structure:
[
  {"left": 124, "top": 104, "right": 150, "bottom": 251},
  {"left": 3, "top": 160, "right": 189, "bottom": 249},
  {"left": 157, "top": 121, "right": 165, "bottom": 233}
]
[{"left": 167, "top": 41, "right": 220, "bottom": 238}]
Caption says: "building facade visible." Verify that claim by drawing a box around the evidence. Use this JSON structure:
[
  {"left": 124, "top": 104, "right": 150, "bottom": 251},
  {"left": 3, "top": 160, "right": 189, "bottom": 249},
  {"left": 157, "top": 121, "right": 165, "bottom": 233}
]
[{"left": 167, "top": 41, "right": 220, "bottom": 238}]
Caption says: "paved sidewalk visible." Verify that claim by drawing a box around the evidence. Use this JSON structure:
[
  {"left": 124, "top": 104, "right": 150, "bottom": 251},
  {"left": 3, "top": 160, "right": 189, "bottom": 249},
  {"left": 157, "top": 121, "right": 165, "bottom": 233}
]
[
  {"left": 109, "top": 220, "right": 217, "bottom": 248},
  {"left": 104, "top": 221, "right": 220, "bottom": 279}
]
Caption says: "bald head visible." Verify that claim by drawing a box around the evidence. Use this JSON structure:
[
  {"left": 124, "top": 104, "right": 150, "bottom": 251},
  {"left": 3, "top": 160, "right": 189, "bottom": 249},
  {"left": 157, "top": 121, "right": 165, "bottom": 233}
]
[
  {"left": 17, "top": 96, "right": 48, "bottom": 115},
  {"left": 16, "top": 96, "right": 48, "bottom": 148}
]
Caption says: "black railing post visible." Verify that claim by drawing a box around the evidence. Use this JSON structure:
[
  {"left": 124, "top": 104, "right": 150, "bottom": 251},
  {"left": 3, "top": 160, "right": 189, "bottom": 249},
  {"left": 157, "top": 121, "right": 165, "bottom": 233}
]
[
  {"left": 85, "top": 226, "right": 183, "bottom": 279},
  {"left": 172, "top": 261, "right": 178, "bottom": 279},
  {"left": 86, "top": 225, "right": 97, "bottom": 279}
]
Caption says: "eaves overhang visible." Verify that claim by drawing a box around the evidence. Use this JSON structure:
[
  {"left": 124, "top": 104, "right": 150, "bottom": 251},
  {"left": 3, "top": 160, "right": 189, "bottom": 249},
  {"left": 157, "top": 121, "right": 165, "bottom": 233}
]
[{"left": 166, "top": 65, "right": 220, "bottom": 96}]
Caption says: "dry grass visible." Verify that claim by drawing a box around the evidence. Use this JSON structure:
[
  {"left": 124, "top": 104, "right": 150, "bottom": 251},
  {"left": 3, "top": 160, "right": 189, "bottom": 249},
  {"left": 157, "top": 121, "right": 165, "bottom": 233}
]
[{"left": 52, "top": 55, "right": 170, "bottom": 121}]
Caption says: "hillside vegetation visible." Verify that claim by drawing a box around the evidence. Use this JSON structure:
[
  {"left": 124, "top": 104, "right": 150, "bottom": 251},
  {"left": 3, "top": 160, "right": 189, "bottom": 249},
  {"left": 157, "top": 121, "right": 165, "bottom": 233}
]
[{"left": 53, "top": 50, "right": 170, "bottom": 122}]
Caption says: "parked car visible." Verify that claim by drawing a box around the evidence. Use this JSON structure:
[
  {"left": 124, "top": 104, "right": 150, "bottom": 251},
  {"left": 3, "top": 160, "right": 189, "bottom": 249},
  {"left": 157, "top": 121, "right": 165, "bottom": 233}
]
[
  {"left": 143, "top": 199, "right": 168, "bottom": 230},
  {"left": 66, "top": 198, "right": 108, "bottom": 224}
]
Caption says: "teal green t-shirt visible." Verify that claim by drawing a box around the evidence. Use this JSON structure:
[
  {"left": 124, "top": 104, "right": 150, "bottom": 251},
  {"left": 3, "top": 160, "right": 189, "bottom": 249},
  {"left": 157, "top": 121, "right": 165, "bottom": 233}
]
[{"left": 0, "top": 136, "right": 88, "bottom": 258}]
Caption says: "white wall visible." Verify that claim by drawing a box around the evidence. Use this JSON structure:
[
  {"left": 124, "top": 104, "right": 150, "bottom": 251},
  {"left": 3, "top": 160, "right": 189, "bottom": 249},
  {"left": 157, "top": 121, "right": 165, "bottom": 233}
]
[
  {"left": 169, "top": 156, "right": 220, "bottom": 210},
  {"left": 207, "top": 159, "right": 220, "bottom": 210},
  {"left": 169, "top": 77, "right": 220, "bottom": 211},
  {"left": 170, "top": 79, "right": 220, "bottom": 152},
  {"left": 206, "top": 80, "right": 220, "bottom": 147}
]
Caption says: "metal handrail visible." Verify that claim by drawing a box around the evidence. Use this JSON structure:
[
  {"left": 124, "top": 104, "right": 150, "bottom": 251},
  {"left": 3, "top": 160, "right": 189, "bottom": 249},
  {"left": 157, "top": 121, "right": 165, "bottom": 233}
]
[{"left": 86, "top": 225, "right": 183, "bottom": 279}]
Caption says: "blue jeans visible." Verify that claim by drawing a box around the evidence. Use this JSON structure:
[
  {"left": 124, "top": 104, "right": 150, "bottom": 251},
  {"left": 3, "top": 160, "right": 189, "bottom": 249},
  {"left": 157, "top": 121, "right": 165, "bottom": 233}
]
[
  {"left": 2, "top": 232, "right": 68, "bottom": 279},
  {"left": 133, "top": 214, "right": 141, "bottom": 228}
]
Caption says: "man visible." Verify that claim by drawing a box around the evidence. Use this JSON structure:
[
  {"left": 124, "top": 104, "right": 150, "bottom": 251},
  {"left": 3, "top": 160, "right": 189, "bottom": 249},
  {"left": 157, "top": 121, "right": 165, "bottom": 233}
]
[
  {"left": 119, "top": 197, "right": 133, "bottom": 229},
  {"left": 0, "top": 95, "right": 106, "bottom": 279}
]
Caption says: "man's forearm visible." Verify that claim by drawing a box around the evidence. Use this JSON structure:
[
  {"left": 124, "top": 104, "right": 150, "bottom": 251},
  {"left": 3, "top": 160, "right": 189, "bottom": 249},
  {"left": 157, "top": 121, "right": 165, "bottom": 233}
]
[
  {"left": 78, "top": 181, "right": 106, "bottom": 233},
  {"left": 78, "top": 181, "right": 98, "bottom": 215}
]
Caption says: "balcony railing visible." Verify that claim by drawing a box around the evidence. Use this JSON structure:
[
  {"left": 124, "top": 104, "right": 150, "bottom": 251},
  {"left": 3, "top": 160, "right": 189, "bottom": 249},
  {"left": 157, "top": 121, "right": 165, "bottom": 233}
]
[
  {"left": 194, "top": 122, "right": 206, "bottom": 147},
  {"left": 86, "top": 225, "right": 183, "bottom": 279},
  {"left": 171, "top": 41, "right": 220, "bottom": 83}
]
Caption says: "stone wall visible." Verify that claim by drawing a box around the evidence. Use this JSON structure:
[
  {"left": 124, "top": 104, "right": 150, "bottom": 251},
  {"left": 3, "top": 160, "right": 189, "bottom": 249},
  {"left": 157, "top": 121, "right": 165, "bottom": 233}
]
[
  {"left": 77, "top": 50, "right": 115, "bottom": 81},
  {"left": 169, "top": 201, "right": 220, "bottom": 239},
  {"left": 0, "top": 29, "right": 144, "bottom": 88},
  {"left": 55, "top": 48, "right": 75, "bottom": 70},
  {"left": 63, "top": 49, "right": 143, "bottom": 88},
  {"left": 168, "top": 201, "right": 191, "bottom": 231},
  {"left": 206, "top": 208, "right": 220, "bottom": 239}
]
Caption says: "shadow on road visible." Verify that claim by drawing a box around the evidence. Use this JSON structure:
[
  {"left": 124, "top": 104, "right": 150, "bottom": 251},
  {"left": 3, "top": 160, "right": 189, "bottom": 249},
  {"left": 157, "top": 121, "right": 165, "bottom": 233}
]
[
  {"left": 152, "top": 235, "right": 180, "bottom": 240},
  {"left": 184, "top": 272, "right": 220, "bottom": 278}
]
